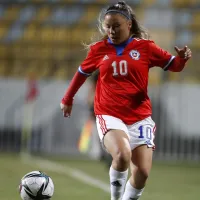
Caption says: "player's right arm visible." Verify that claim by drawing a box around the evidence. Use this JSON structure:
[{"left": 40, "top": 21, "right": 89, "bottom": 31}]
[
  {"left": 60, "top": 46, "right": 98, "bottom": 117},
  {"left": 148, "top": 41, "right": 191, "bottom": 72}
]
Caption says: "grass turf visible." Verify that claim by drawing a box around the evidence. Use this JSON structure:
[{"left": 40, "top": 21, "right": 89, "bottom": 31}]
[{"left": 0, "top": 153, "right": 199, "bottom": 200}]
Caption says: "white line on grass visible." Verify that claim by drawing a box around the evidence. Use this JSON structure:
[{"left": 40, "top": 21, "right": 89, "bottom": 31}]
[{"left": 20, "top": 153, "right": 110, "bottom": 193}]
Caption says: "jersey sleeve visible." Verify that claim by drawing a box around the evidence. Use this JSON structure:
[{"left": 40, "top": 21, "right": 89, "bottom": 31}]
[
  {"left": 78, "top": 46, "right": 98, "bottom": 76},
  {"left": 148, "top": 41, "right": 175, "bottom": 71}
]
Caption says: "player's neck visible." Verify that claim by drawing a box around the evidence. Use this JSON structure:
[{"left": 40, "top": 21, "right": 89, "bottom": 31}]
[{"left": 108, "top": 37, "right": 133, "bottom": 46}]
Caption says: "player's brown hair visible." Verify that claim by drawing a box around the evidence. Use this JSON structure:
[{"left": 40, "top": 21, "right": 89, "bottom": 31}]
[{"left": 84, "top": 1, "right": 149, "bottom": 49}]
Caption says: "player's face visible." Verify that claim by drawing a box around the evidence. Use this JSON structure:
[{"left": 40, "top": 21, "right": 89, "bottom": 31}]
[{"left": 104, "top": 14, "right": 131, "bottom": 44}]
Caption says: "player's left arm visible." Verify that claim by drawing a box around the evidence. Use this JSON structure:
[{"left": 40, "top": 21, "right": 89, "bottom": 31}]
[
  {"left": 148, "top": 41, "right": 192, "bottom": 72},
  {"left": 61, "top": 45, "right": 99, "bottom": 110},
  {"left": 170, "top": 45, "right": 192, "bottom": 72}
]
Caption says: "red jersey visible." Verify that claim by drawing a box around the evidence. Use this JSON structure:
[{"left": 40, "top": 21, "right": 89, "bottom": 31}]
[{"left": 77, "top": 38, "right": 186, "bottom": 125}]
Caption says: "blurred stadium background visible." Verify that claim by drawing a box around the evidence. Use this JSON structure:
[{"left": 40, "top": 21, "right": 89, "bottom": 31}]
[{"left": 0, "top": 0, "right": 200, "bottom": 200}]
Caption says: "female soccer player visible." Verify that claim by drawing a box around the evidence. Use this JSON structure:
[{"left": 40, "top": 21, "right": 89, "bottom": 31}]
[{"left": 60, "top": 1, "right": 192, "bottom": 200}]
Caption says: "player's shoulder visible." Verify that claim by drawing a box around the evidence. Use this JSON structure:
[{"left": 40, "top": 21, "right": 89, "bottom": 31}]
[
  {"left": 88, "top": 40, "right": 108, "bottom": 56},
  {"left": 133, "top": 38, "right": 155, "bottom": 46},
  {"left": 89, "top": 40, "right": 106, "bottom": 50}
]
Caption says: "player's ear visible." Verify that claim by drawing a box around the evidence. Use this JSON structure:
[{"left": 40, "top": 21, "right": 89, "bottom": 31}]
[{"left": 128, "top": 20, "right": 132, "bottom": 29}]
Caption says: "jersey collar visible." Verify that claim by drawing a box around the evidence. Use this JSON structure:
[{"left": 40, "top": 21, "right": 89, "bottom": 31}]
[
  {"left": 107, "top": 37, "right": 134, "bottom": 46},
  {"left": 107, "top": 38, "right": 134, "bottom": 56}
]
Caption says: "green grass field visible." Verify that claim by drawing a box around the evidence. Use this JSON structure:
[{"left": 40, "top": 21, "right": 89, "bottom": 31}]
[{"left": 0, "top": 153, "right": 200, "bottom": 200}]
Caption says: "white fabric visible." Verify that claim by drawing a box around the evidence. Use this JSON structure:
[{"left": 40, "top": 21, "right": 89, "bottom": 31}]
[
  {"left": 122, "top": 181, "right": 144, "bottom": 200},
  {"left": 96, "top": 115, "right": 156, "bottom": 150},
  {"left": 109, "top": 166, "right": 128, "bottom": 200}
]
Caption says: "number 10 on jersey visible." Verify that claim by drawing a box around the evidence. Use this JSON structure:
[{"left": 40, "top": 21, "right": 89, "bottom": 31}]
[{"left": 112, "top": 60, "right": 128, "bottom": 76}]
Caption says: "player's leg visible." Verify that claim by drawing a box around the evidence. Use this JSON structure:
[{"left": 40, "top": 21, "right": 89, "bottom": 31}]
[
  {"left": 96, "top": 115, "right": 131, "bottom": 200},
  {"left": 122, "top": 145, "right": 153, "bottom": 200},
  {"left": 105, "top": 129, "right": 131, "bottom": 200},
  {"left": 122, "top": 116, "right": 156, "bottom": 200}
]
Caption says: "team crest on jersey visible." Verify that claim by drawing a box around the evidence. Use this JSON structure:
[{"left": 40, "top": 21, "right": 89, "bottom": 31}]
[{"left": 129, "top": 50, "right": 140, "bottom": 60}]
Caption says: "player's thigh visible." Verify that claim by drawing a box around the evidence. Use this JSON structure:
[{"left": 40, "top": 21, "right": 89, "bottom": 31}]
[
  {"left": 130, "top": 145, "right": 153, "bottom": 176},
  {"left": 127, "top": 117, "right": 155, "bottom": 176},
  {"left": 127, "top": 116, "right": 156, "bottom": 151},
  {"left": 96, "top": 115, "right": 130, "bottom": 157},
  {"left": 104, "top": 129, "right": 131, "bottom": 158}
]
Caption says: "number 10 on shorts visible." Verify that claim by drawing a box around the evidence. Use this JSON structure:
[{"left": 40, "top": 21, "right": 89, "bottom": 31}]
[{"left": 138, "top": 125, "right": 153, "bottom": 140}]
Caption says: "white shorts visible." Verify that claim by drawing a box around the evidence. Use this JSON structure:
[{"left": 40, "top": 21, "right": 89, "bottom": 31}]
[{"left": 96, "top": 115, "right": 156, "bottom": 150}]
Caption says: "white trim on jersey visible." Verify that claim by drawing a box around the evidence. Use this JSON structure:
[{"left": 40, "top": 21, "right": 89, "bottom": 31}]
[
  {"left": 163, "top": 55, "right": 175, "bottom": 71},
  {"left": 78, "top": 66, "right": 91, "bottom": 76}
]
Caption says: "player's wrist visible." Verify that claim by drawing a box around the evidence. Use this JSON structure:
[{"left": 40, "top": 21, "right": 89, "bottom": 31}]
[
  {"left": 176, "top": 55, "right": 189, "bottom": 63},
  {"left": 61, "top": 96, "right": 74, "bottom": 106},
  {"left": 177, "top": 55, "right": 188, "bottom": 60}
]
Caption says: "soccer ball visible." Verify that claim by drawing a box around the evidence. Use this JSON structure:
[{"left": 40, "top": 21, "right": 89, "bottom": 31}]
[{"left": 19, "top": 171, "right": 54, "bottom": 200}]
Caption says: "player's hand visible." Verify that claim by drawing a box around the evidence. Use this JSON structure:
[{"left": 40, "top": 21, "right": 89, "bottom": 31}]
[
  {"left": 60, "top": 103, "right": 72, "bottom": 118},
  {"left": 174, "top": 45, "right": 192, "bottom": 60}
]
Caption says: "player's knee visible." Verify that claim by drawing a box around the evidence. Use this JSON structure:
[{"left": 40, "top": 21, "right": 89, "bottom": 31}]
[
  {"left": 138, "top": 167, "right": 150, "bottom": 181},
  {"left": 114, "top": 147, "right": 131, "bottom": 166}
]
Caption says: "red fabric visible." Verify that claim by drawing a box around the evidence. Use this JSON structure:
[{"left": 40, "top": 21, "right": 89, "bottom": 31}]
[
  {"left": 25, "top": 79, "right": 39, "bottom": 102},
  {"left": 148, "top": 41, "right": 188, "bottom": 71},
  {"left": 81, "top": 39, "right": 153, "bottom": 124},
  {"left": 167, "top": 56, "right": 188, "bottom": 72},
  {"left": 149, "top": 41, "right": 172, "bottom": 68},
  {"left": 62, "top": 71, "right": 87, "bottom": 105},
  {"left": 77, "top": 46, "right": 98, "bottom": 74},
  {"left": 63, "top": 38, "right": 189, "bottom": 124}
]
